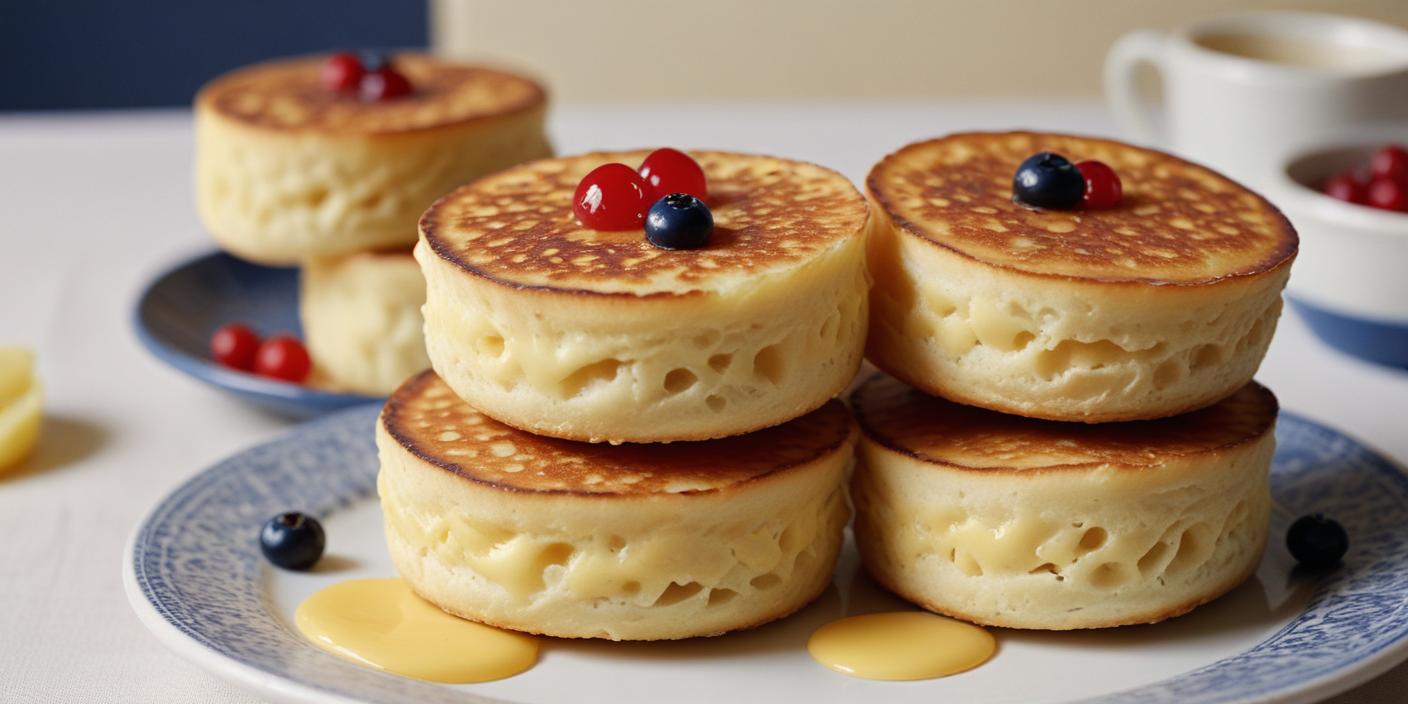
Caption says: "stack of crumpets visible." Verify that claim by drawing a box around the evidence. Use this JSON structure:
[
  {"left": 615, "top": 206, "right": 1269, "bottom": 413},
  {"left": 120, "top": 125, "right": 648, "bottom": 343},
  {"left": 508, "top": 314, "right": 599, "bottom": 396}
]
[
  {"left": 194, "top": 53, "right": 551, "bottom": 395},
  {"left": 854, "top": 131, "right": 1297, "bottom": 629},
  {"left": 376, "top": 149, "right": 872, "bottom": 639}
]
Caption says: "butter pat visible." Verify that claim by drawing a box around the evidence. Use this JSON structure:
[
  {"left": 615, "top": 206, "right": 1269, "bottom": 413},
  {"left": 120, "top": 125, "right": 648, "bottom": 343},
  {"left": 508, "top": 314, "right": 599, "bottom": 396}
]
[{"left": 0, "top": 347, "right": 42, "bottom": 473}]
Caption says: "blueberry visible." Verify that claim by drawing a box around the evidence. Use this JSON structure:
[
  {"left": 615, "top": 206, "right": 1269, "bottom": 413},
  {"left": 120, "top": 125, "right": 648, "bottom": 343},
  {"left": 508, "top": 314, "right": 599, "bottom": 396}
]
[
  {"left": 645, "top": 193, "right": 713, "bottom": 250},
  {"left": 1012, "top": 152, "right": 1086, "bottom": 209},
  {"left": 260, "top": 512, "right": 326, "bottom": 570},
  {"left": 1286, "top": 513, "right": 1348, "bottom": 569}
]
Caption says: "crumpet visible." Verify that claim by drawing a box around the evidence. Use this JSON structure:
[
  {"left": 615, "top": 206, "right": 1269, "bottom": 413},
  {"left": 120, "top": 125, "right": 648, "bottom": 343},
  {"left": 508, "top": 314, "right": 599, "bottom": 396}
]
[
  {"left": 300, "top": 249, "right": 429, "bottom": 395},
  {"left": 377, "top": 371, "right": 855, "bottom": 640},
  {"left": 850, "top": 373, "right": 1275, "bottom": 630},
  {"left": 417, "top": 149, "right": 870, "bottom": 443},
  {"left": 195, "top": 54, "right": 551, "bottom": 265},
  {"left": 866, "top": 132, "right": 1296, "bottom": 422}
]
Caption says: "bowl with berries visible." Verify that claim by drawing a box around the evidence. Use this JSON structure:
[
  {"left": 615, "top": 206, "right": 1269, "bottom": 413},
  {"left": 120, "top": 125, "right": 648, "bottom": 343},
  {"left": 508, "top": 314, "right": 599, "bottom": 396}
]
[{"left": 1272, "top": 134, "right": 1408, "bottom": 369}]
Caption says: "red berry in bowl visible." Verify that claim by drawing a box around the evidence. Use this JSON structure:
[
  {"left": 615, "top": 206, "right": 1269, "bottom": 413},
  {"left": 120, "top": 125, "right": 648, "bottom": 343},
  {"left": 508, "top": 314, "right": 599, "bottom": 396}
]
[
  {"left": 1370, "top": 145, "right": 1408, "bottom": 183},
  {"left": 210, "top": 323, "right": 261, "bottom": 371},
  {"left": 254, "top": 336, "right": 312, "bottom": 383},
  {"left": 1322, "top": 172, "right": 1368, "bottom": 204},
  {"left": 321, "top": 52, "right": 364, "bottom": 94},
  {"left": 573, "top": 163, "right": 650, "bottom": 230},
  {"left": 639, "top": 148, "right": 708, "bottom": 201},
  {"left": 1076, "top": 160, "right": 1122, "bottom": 209},
  {"left": 1368, "top": 177, "right": 1408, "bottom": 212},
  {"left": 360, "top": 66, "right": 413, "bottom": 102}
]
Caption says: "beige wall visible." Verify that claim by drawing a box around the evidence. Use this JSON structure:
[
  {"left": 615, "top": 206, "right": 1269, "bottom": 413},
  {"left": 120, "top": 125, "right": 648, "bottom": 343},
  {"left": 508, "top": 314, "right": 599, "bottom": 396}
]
[{"left": 432, "top": 0, "right": 1408, "bottom": 102}]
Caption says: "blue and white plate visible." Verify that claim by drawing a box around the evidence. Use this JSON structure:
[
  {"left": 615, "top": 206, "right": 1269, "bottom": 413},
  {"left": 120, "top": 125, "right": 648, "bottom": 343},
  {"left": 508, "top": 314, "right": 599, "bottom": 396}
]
[
  {"left": 123, "top": 407, "right": 1408, "bottom": 704},
  {"left": 134, "top": 250, "right": 382, "bottom": 419}
]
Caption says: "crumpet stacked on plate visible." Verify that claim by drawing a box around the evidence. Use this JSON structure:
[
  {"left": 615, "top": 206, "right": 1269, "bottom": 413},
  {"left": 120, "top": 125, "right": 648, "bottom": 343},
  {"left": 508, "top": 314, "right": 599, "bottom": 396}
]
[
  {"left": 194, "top": 53, "right": 552, "bottom": 395},
  {"left": 866, "top": 132, "right": 1296, "bottom": 422},
  {"left": 417, "top": 150, "right": 870, "bottom": 443},
  {"left": 196, "top": 53, "right": 550, "bottom": 265},
  {"left": 851, "top": 373, "right": 1274, "bottom": 629},
  {"left": 852, "top": 131, "right": 1296, "bottom": 630},
  {"left": 377, "top": 371, "right": 855, "bottom": 640},
  {"left": 380, "top": 148, "right": 870, "bottom": 639}
]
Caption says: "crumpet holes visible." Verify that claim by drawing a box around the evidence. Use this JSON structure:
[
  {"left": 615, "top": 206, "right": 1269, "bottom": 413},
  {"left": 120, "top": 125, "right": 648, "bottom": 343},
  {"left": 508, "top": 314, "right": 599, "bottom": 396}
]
[
  {"left": 1167, "top": 524, "right": 1209, "bottom": 574},
  {"left": 750, "top": 573, "right": 782, "bottom": 590},
  {"left": 477, "top": 334, "right": 506, "bottom": 359},
  {"left": 707, "top": 353, "right": 733, "bottom": 374},
  {"left": 558, "top": 358, "right": 623, "bottom": 397},
  {"left": 1137, "top": 541, "right": 1172, "bottom": 576},
  {"left": 1077, "top": 526, "right": 1108, "bottom": 555},
  {"left": 752, "top": 344, "right": 786, "bottom": 384},
  {"left": 663, "top": 368, "right": 698, "bottom": 394},
  {"left": 1090, "top": 562, "right": 1129, "bottom": 589},
  {"left": 1191, "top": 344, "right": 1225, "bottom": 370},
  {"left": 653, "top": 581, "right": 704, "bottom": 606},
  {"left": 707, "top": 588, "right": 739, "bottom": 607}
]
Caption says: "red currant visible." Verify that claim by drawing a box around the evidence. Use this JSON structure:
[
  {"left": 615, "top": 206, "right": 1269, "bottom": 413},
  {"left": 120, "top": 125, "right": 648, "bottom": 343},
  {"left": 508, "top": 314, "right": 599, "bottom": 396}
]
[
  {"left": 254, "top": 336, "right": 312, "bottom": 383},
  {"left": 638, "top": 148, "right": 708, "bottom": 201},
  {"left": 573, "top": 163, "right": 650, "bottom": 230},
  {"left": 1368, "top": 177, "right": 1408, "bottom": 212},
  {"left": 359, "top": 67, "right": 413, "bottom": 102},
  {"left": 1370, "top": 145, "right": 1408, "bottom": 183},
  {"left": 1322, "top": 172, "right": 1368, "bottom": 204},
  {"left": 210, "top": 323, "right": 261, "bottom": 371},
  {"left": 322, "top": 52, "right": 364, "bottom": 94},
  {"left": 1076, "top": 160, "right": 1122, "bottom": 209}
]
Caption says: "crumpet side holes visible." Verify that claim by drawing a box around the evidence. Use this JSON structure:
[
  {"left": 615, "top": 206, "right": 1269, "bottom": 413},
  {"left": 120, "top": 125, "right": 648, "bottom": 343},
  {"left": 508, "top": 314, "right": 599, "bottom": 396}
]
[
  {"left": 662, "top": 368, "right": 698, "bottom": 395},
  {"left": 752, "top": 344, "right": 786, "bottom": 385}
]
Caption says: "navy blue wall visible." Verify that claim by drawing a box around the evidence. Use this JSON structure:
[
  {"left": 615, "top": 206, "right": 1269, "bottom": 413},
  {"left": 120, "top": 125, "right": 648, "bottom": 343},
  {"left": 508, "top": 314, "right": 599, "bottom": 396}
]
[{"left": 0, "top": 1, "right": 428, "bottom": 111}]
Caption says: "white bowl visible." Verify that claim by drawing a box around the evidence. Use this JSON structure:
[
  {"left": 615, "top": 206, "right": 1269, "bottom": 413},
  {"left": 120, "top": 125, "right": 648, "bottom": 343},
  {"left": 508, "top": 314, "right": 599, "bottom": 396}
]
[{"left": 1267, "top": 126, "right": 1408, "bottom": 368}]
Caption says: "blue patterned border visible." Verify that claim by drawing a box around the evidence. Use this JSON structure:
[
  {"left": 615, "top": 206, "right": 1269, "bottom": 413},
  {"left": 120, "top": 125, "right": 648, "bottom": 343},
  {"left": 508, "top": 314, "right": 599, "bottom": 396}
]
[{"left": 126, "top": 408, "right": 1408, "bottom": 704}]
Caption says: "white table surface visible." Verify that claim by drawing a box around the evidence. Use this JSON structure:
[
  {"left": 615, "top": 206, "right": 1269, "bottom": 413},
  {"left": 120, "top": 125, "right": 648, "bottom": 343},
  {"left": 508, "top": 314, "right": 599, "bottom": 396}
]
[{"left": 1, "top": 101, "right": 1405, "bottom": 703}]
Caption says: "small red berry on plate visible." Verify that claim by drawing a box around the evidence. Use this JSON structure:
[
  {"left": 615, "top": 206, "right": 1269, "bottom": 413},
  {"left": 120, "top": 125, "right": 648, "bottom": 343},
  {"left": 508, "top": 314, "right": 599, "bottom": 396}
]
[
  {"left": 1370, "top": 145, "right": 1408, "bottom": 183},
  {"left": 639, "top": 148, "right": 708, "bottom": 201},
  {"left": 321, "top": 52, "right": 364, "bottom": 94},
  {"left": 1368, "top": 177, "right": 1408, "bottom": 212},
  {"left": 1076, "top": 160, "right": 1122, "bottom": 209},
  {"left": 359, "top": 66, "right": 413, "bottom": 102},
  {"left": 1322, "top": 172, "right": 1368, "bottom": 204},
  {"left": 573, "top": 163, "right": 650, "bottom": 230},
  {"left": 210, "top": 323, "right": 261, "bottom": 371},
  {"left": 254, "top": 336, "right": 312, "bottom": 383}
]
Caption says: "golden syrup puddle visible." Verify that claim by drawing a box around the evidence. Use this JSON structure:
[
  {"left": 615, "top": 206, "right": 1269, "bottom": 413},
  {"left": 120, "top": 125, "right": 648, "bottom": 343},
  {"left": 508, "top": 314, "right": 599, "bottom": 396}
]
[
  {"left": 295, "top": 578, "right": 538, "bottom": 683},
  {"left": 807, "top": 612, "right": 996, "bottom": 681}
]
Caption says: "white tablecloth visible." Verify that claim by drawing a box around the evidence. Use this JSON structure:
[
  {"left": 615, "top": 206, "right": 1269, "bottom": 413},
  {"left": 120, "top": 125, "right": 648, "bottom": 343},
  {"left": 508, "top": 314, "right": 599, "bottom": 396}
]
[{"left": 1, "top": 103, "right": 1404, "bottom": 703}]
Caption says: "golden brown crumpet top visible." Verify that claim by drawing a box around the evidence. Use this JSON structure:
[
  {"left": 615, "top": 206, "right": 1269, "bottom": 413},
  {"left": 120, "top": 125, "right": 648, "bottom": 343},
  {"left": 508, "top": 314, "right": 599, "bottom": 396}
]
[
  {"left": 383, "top": 371, "right": 856, "bottom": 495},
  {"left": 852, "top": 373, "right": 1277, "bottom": 471},
  {"left": 198, "top": 54, "right": 545, "bottom": 135},
  {"left": 867, "top": 132, "right": 1297, "bottom": 284},
  {"left": 420, "top": 150, "right": 869, "bottom": 295}
]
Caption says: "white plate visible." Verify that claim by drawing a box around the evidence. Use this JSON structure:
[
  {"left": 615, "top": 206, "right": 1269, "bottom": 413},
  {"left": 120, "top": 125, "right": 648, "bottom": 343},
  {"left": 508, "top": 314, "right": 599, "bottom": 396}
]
[{"left": 124, "top": 405, "right": 1408, "bottom": 703}]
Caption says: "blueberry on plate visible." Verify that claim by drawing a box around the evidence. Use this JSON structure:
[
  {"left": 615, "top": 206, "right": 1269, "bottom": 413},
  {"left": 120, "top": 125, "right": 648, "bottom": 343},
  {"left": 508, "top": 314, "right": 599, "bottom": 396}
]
[
  {"left": 645, "top": 193, "right": 713, "bottom": 250},
  {"left": 1013, "top": 152, "right": 1086, "bottom": 209},
  {"left": 260, "top": 512, "right": 326, "bottom": 570},
  {"left": 1286, "top": 513, "right": 1348, "bottom": 569}
]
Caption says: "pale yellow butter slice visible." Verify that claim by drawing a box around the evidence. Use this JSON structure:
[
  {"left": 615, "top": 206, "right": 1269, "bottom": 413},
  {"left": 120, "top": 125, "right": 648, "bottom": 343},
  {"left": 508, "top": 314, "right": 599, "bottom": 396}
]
[{"left": 0, "top": 347, "right": 42, "bottom": 473}]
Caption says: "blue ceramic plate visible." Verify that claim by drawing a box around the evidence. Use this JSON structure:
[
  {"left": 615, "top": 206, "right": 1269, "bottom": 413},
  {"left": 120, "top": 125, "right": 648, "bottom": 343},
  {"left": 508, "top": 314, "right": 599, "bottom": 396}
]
[
  {"left": 134, "top": 250, "right": 381, "bottom": 418},
  {"left": 124, "top": 407, "right": 1408, "bottom": 704}
]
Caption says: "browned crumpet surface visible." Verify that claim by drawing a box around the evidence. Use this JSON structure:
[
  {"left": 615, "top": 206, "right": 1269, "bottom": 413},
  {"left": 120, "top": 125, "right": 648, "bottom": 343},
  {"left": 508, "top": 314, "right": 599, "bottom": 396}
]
[
  {"left": 383, "top": 371, "right": 856, "bottom": 495},
  {"left": 420, "top": 150, "right": 869, "bottom": 295},
  {"left": 867, "top": 132, "right": 1297, "bottom": 284},
  {"left": 198, "top": 54, "right": 545, "bottom": 134},
  {"left": 852, "top": 373, "right": 1277, "bottom": 470}
]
